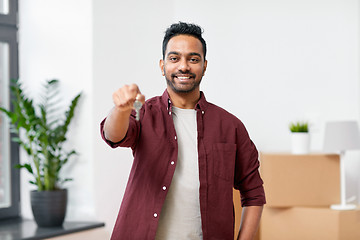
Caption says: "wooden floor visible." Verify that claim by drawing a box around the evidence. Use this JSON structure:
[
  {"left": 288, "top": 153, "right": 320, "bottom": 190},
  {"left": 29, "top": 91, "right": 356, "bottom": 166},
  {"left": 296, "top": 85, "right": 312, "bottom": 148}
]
[{"left": 45, "top": 228, "right": 110, "bottom": 240}]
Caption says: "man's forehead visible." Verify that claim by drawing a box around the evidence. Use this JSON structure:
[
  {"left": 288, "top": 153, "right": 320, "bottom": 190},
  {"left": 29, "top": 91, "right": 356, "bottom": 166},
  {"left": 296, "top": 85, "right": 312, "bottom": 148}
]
[{"left": 165, "top": 35, "right": 203, "bottom": 56}]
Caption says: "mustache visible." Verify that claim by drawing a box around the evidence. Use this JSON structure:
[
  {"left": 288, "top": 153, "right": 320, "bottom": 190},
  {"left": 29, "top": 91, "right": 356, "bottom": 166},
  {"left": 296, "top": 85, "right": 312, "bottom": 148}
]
[{"left": 171, "top": 71, "right": 196, "bottom": 78}]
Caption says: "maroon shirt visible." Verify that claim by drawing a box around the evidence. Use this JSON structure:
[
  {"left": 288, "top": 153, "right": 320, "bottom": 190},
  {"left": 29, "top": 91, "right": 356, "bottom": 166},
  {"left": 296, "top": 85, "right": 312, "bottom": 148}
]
[{"left": 100, "top": 90, "right": 265, "bottom": 240}]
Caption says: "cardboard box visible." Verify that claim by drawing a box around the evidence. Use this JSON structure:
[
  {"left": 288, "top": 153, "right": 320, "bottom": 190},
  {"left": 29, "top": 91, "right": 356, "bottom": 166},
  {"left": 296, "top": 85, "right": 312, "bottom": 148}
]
[
  {"left": 233, "top": 188, "right": 242, "bottom": 239},
  {"left": 260, "top": 153, "right": 340, "bottom": 207},
  {"left": 233, "top": 188, "right": 260, "bottom": 240},
  {"left": 261, "top": 207, "right": 360, "bottom": 240}
]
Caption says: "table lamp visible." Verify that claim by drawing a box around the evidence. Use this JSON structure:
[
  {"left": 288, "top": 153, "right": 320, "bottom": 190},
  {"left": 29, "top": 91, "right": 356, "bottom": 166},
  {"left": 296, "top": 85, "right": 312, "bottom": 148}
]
[{"left": 323, "top": 121, "right": 360, "bottom": 210}]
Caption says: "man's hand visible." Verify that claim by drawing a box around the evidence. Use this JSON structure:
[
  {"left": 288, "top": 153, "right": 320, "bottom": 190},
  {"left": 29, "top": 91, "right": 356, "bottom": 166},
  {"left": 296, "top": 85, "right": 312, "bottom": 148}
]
[
  {"left": 112, "top": 84, "right": 145, "bottom": 112},
  {"left": 104, "top": 84, "right": 145, "bottom": 143}
]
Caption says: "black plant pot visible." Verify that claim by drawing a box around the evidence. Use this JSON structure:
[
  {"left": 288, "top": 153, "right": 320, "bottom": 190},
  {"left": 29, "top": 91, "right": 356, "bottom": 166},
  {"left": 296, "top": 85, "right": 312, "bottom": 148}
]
[{"left": 30, "top": 189, "right": 67, "bottom": 227}]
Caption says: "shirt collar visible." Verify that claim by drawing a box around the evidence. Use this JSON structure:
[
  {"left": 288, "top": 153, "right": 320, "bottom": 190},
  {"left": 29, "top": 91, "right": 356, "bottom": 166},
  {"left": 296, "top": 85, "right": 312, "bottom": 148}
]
[{"left": 161, "top": 89, "right": 209, "bottom": 111}]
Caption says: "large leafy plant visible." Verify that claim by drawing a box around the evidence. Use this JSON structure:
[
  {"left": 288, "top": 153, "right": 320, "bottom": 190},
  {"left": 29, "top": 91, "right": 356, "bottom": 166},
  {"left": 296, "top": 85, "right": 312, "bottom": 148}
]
[{"left": 0, "top": 79, "right": 81, "bottom": 191}]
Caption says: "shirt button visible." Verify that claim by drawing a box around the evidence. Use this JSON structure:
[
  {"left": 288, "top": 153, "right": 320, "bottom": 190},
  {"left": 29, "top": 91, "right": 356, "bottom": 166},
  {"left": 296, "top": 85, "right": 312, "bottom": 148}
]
[
  {"left": 174, "top": 136, "right": 177, "bottom": 140},
  {"left": 162, "top": 186, "right": 167, "bottom": 191},
  {"left": 170, "top": 161, "right": 175, "bottom": 165},
  {"left": 202, "top": 111, "right": 205, "bottom": 114},
  {"left": 154, "top": 213, "right": 158, "bottom": 218},
  {"left": 169, "top": 112, "right": 172, "bottom": 115}
]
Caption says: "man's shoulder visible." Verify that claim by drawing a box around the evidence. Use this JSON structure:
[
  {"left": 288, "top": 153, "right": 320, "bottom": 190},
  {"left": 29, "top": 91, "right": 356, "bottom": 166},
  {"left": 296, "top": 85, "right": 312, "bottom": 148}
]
[
  {"left": 206, "top": 102, "right": 249, "bottom": 136},
  {"left": 207, "top": 101, "right": 240, "bottom": 121},
  {"left": 145, "top": 94, "right": 164, "bottom": 107}
]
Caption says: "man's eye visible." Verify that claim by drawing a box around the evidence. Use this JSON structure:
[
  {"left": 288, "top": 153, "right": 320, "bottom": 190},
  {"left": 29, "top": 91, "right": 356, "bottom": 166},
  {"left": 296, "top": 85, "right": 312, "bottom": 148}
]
[
  {"left": 190, "top": 58, "right": 199, "bottom": 63},
  {"left": 169, "top": 57, "right": 178, "bottom": 61}
]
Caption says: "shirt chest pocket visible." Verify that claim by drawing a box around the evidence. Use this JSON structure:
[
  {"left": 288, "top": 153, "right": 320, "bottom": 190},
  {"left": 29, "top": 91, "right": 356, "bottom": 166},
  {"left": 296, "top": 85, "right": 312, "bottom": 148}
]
[{"left": 212, "top": 143, "right": 236, "bottom": 181}]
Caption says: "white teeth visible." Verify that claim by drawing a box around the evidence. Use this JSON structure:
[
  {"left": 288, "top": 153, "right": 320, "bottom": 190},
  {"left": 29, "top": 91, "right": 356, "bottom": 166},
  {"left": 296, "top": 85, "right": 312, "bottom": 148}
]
[{"left": 177, "top": 76, "right": 190, "bottom": 80}]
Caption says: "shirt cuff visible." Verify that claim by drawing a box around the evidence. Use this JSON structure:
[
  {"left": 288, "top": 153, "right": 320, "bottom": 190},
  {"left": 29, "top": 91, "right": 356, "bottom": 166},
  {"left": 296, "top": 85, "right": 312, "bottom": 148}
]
[{"left": 240, "top": 185, "right": 266, "bottom": 207}]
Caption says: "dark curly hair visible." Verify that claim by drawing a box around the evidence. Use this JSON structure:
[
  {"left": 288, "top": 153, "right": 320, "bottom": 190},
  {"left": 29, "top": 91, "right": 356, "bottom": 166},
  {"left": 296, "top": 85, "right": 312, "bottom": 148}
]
[{"left": 162, "top": 22, "right": 207, "bottom": 60}]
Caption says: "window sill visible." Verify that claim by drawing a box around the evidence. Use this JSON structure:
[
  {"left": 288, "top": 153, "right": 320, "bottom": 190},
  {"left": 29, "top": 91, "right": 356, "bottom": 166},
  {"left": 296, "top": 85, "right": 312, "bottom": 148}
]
[{"left": 0, "top": 218, "right": 105, "bottom": 240}]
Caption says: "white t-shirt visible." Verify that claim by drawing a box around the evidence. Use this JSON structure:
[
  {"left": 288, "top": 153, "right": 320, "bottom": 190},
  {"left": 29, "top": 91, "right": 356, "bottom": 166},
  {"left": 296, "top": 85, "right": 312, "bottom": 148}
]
[{"left": 155, "top": 106, "right": 203, "bottom": 240}]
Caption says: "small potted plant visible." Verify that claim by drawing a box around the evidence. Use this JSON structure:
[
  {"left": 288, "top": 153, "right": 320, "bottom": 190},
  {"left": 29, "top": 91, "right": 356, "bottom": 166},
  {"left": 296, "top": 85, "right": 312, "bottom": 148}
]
[
  {"left": 0, "top": 79, "right": 81, "bottom": 227},
  {"left": 289, "top": 121, "right": 310, "bottom": 154}
]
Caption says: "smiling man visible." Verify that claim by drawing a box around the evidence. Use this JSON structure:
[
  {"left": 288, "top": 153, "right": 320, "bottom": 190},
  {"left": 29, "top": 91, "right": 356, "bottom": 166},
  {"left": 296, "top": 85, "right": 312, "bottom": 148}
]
[{"left": 101, "top": 22, "right": 266, "bottom": 240}]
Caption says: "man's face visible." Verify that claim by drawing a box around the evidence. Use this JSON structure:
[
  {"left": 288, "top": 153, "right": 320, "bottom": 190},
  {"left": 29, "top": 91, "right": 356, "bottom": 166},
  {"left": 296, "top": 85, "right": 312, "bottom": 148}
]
[{"left": 160, "top": 35, "right": 207, "bottom": 94}]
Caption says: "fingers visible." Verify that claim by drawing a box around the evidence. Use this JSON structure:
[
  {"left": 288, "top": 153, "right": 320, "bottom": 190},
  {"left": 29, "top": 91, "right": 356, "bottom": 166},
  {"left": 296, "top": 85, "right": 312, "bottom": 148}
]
[
  {"left": 112, "top": 84, "right": 145, "bottom": 111},
  {"left": 136, "top": 93, "right": 146, "bottom": 105}
]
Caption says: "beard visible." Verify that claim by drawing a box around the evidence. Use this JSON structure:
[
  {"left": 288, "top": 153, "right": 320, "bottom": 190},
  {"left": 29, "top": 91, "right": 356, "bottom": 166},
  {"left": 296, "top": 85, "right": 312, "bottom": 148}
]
[{"left": 165, "top": 70, "right": 203, "bottom": 94}]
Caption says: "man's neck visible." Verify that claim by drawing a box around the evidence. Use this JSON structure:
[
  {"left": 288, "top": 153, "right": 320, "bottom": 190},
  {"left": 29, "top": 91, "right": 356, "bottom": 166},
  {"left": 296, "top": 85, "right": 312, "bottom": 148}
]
[{"left": 167, "top": 87, "right": 200, "bottom": 109}]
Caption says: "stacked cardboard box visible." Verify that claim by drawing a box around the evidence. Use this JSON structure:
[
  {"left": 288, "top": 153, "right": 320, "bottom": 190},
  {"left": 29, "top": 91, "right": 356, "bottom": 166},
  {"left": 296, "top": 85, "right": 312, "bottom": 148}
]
[
  {"left": 261, "top": 207, "right": 360, "bottom": 240},
  {"left": 259, "top": 153, "right": 360, "bottom": 240}
]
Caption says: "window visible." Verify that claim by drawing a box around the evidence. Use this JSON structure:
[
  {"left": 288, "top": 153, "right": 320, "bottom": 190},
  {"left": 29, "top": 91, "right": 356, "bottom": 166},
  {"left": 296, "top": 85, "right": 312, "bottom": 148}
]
[
  {"left": 0, "top": 0, "right": 19, "bottom": 220},
  {"left": 0, "top": 0, "right": 16, "bottom": 25},
  {"left": 0, "top": 42, "right": 10, "bottom": 209},
  {"left": 0, "top": 0, "right": 9, "bottom": 15}
]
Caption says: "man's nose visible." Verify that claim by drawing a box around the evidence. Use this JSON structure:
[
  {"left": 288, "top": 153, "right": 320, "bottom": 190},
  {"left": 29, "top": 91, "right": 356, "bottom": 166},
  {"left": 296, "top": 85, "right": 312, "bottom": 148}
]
[{"left": 178, "top": 59, "right": 190, "bottom": 72}]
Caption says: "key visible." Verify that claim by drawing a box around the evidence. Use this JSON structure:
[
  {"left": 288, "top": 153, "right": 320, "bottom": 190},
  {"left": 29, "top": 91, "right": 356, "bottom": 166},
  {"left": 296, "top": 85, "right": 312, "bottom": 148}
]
[{"left": 133, "top": 96, "right": 143, "bottom": 121}]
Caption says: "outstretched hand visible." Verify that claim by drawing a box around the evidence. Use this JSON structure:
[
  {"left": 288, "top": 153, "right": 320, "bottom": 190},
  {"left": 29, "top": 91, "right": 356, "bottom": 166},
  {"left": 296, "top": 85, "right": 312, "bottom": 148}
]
[{"left": 112, "top": 84, "right": 145, "bottom": 112}]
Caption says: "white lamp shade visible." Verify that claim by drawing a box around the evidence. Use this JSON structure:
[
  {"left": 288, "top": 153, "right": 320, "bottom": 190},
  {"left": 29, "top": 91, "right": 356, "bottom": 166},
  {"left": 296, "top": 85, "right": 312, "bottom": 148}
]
[{"left": 323, "top": 121, "right": 360, "bottom": 153}]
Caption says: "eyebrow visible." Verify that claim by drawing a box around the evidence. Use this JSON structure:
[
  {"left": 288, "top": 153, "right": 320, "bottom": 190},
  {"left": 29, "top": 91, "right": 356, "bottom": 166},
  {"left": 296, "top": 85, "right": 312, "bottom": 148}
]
[
  {"left": 167, "top": 51, "right": 202, "bottom": 58},
  {"left": 167, "top": 51, "right": 180, "bottom": 56},
  {"left": 189, "top": 52, "right": 202, "bottom": 58}
]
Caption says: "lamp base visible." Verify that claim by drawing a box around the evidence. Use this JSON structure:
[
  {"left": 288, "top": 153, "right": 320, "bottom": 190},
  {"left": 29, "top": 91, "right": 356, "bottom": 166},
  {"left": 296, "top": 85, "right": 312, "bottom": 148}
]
[{"left": 330, "top": 204, "right": 357, "bottom": 210}]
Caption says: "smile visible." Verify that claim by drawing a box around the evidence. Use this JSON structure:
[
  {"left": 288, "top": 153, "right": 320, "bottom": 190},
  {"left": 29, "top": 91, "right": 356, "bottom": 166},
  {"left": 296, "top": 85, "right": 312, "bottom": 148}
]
[{"left": 176, "top": 76, "right": 192, "bottom": 80}]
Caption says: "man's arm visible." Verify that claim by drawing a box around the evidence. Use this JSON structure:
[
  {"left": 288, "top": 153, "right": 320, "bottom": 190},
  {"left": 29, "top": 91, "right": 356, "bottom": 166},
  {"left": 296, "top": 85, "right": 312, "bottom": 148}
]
[
  {"left": 237, "top": 205, "right": 263, "bottom": 240},
  {"left": 103, "top": 84, "right": 145, "bottom": 143}
]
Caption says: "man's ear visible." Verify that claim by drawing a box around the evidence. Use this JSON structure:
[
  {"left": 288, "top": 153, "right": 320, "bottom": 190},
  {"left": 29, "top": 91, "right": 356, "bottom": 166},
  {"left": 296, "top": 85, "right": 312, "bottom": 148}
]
[
  {"left": 203, "top": 60, "right": 208, "bottom": 76},
  {"left": 159, "top": 59, "right": 165, "bottom": 76}
]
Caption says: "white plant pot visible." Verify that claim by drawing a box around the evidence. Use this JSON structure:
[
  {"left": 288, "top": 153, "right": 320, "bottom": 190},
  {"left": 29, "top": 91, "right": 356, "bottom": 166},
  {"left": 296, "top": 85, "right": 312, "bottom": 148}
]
[{"left": 291, "top": 132, "right": 310, "bottom": 154}]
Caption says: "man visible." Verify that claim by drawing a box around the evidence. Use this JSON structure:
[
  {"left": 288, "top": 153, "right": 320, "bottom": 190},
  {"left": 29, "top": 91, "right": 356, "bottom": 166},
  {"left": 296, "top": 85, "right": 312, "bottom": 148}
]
[{"left": 101, "top": 22, "right": 265, "bottom": 240}]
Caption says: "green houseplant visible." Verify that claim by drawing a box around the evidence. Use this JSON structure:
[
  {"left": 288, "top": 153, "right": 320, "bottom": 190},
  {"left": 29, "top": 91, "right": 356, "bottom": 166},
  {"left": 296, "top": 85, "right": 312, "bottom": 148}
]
[
  {"left": 0, "top": 79, "right": 81, "bottom": 227},
  {"left": 289, "top": 121, "right": 310, "bottom": 154},
  {"left": 289, "top": 122, "right": 309, "bottom": 133}
]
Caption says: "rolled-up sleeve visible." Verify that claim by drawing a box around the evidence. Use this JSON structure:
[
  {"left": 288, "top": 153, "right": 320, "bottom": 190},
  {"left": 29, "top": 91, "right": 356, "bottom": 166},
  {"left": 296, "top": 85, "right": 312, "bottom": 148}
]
[
  {"left": 234, "top": 122, "right": 266, "bottom": 207},
  {"left": 100, "top": 110, "right": 140, "bottom": 149}
]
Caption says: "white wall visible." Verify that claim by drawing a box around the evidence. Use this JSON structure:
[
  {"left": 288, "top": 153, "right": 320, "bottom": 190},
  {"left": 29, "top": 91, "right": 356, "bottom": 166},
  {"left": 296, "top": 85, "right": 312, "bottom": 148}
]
[
  {"left": 19, "top": 0, "right": 94, "bottom": 221},
  {"left": 19, "top": 0, "right": 360, "bottom": 234}
]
